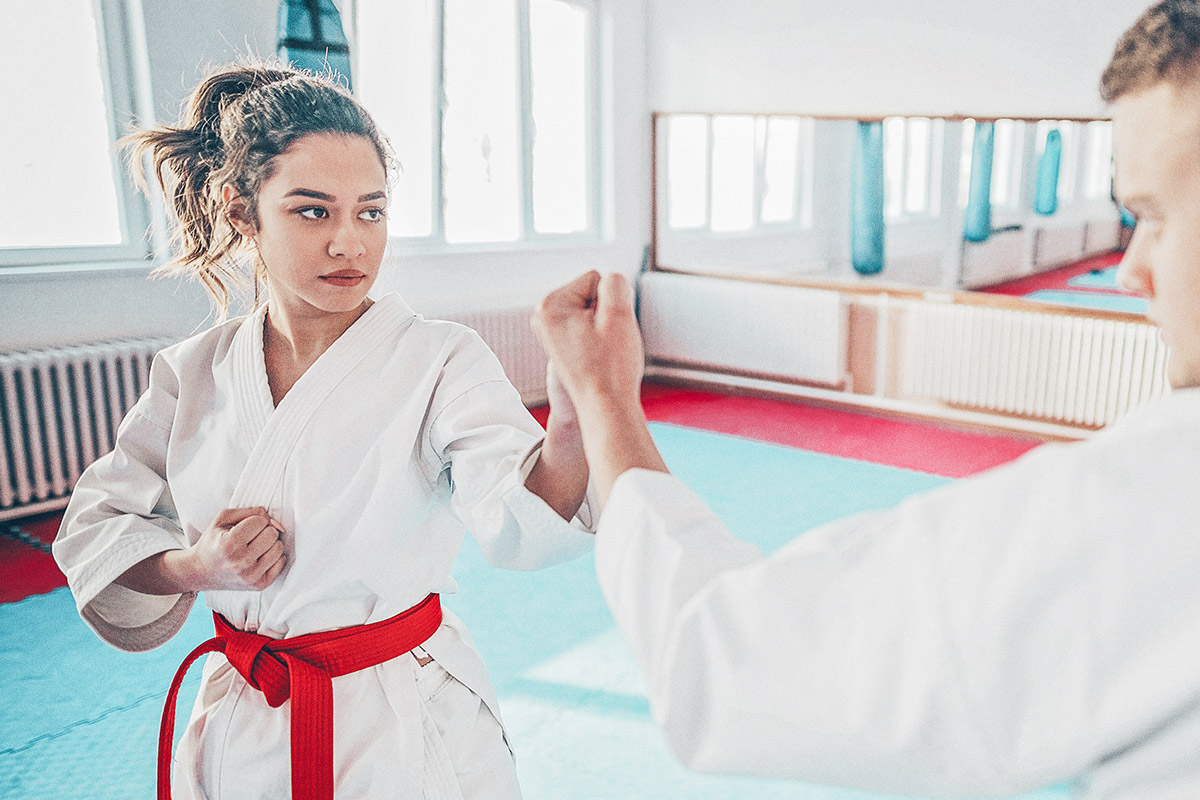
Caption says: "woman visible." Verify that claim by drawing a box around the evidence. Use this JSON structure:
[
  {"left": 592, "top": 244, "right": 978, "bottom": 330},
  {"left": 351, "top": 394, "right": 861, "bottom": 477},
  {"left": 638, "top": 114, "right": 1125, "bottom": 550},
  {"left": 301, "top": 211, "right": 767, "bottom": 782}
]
[{"left": 53, "top": 63, "right": 592, "bottom": 800}]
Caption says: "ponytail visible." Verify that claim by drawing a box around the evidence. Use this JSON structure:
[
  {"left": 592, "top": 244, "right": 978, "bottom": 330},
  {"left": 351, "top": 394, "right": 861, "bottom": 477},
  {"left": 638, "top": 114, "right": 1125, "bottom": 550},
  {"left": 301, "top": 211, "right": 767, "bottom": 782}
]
[{"left": 122, "top": 61, "right": 392, "bottom": 320}]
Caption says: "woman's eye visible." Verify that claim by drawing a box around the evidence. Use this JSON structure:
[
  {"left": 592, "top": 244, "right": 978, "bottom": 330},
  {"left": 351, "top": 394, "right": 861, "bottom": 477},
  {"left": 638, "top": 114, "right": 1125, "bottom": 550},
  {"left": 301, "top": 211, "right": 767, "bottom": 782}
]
[
  {"left": 359, "top": 208, "right": 387, "bottom": 222},
  {"left": 298, "top": 207, "right": 328, "bottom": 220}
]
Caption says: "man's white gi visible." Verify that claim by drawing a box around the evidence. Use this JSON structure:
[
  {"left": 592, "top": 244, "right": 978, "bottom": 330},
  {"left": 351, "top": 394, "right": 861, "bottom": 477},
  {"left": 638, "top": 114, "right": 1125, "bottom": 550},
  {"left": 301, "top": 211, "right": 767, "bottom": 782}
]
[
  {"left": 595, "top": 388, "right": 1200, "bottom": 800},
  {"left": 53, "top": 293, "right": 595, "bottom": 799}
]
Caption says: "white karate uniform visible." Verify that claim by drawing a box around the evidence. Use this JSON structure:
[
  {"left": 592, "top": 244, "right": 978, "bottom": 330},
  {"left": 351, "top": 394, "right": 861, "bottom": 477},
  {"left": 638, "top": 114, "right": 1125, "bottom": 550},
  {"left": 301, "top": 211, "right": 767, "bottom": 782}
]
[
  {"left": 595, "top": 388, "right": 1200, "bottom": 800},
  {"left": 53, "top": 293, "right": 595, "bottom": 799}
]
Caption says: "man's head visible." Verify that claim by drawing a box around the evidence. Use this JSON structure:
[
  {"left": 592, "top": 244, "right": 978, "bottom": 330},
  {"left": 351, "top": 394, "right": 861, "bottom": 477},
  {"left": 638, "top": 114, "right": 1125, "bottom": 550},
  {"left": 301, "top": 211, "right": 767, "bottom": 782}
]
[{"left": 1106, "top": 0, "right": 1200, "bottom": 389}]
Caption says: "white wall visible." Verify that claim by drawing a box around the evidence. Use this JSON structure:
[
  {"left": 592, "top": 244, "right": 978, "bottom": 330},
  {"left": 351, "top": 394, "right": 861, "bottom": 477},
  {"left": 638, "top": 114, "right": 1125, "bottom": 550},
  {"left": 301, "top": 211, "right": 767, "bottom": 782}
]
[
  {"left": 647, "top": 0, "right": 1149, "bottom": 117},
  {"left": 3, "top": 0, "right": 649, "bottom": 350},
  {"left": 643, "top": 1, "right": 1141, "bottom": 288}
]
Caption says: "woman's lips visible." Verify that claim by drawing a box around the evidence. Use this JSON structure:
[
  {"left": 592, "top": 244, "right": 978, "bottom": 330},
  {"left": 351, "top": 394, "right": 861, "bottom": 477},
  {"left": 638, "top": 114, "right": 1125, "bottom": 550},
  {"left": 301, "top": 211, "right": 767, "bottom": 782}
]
[{"left": 320, "top": 270, "right": 366, "bottom": 287}]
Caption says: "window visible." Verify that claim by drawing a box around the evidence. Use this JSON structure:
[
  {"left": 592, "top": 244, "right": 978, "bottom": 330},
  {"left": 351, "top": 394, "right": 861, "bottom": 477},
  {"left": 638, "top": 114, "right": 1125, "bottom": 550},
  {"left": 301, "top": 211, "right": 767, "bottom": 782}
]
[
  {"left": 1082, "top": 120, "right": 1114, "bottom": 201},
  {"left": 353, "top": 0, "right": 602, "bottom": 248},
  {"left": 1036, "top": 120, "right": 1080, "bottom": 206},
  {"left": 959, "top": 119, "right": 1027, "bottom": 212},
  {"left": 0, "top": 0, "right": 152, "bottom": 267},
  {"left": 663, "top": 113, "right": 815, "bottom": 235},
  {"left": 989, "top": 119, "right": 1026, "bottom": 211},
  {"left": 883, "top": 117, "right": 944, "bottom": 221}
]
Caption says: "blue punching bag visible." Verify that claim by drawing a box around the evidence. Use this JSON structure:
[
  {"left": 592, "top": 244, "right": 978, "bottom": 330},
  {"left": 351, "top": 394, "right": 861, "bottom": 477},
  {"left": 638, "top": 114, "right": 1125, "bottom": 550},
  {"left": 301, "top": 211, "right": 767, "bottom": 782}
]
[
  {"left": 1034, "top": 129, "right": 1062, "bottom": 216},
  {"left": 851, "top": 121, "right": 886, "bottom": 275},
  {"left": 963, "top": 122, "right": 994, "bottom": 243},
  {"left": 278, "top": 0, "right": 352, "bottom": 89}
]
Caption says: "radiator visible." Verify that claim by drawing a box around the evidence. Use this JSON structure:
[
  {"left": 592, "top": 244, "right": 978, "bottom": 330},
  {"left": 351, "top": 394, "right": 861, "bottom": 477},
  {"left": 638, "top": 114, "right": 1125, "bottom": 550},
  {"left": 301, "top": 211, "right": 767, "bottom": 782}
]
[
  {"left": 1083, "top": 219, "right": 1121, "bottom": 256},
  {"left": 1033, "top": 223, "right": 1086, "bottom": 269},
  {"left": 960, "top": 228, "right": 1026, "bottom": 289},
  {"left": 900, "top": 301, "right": 1169, "bottom": 427},
  {"left": 0, "top": 309, "right": 548, "bottom": 519},
  {"left": 640, "top": 271, "right": 847, "bottom": 387},
  {"left": 1, "top": 336, "right": 176, "bottom": 518},
  {"left": 445, "top": 307, "right": 547, "bottom": 406}
]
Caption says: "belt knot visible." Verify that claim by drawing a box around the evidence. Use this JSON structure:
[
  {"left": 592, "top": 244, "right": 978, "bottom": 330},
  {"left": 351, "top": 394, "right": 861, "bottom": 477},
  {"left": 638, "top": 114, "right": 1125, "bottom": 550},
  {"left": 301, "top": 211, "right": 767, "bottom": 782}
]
[{"left": 223, "top": 630, "right": 292, "bottom": 708}]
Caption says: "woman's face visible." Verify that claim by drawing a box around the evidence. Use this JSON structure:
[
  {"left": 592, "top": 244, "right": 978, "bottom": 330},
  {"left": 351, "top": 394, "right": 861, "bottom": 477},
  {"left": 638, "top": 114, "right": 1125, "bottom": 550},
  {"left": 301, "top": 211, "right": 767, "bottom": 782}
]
[{"left": 230, "top": 133, "right": 389, "bottom": 320}]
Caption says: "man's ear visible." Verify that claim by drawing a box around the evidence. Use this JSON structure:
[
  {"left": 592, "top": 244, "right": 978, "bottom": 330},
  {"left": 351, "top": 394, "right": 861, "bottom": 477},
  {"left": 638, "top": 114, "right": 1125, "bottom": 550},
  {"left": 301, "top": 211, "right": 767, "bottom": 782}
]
[{"left": 221, "top": 184, "right": 257, "bottom": 237}]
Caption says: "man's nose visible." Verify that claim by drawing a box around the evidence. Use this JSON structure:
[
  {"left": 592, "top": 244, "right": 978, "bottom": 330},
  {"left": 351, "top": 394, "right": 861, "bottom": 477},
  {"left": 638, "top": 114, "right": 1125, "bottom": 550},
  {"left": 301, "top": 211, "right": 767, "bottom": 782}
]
[{"left": 1115, "top": 228, "right": 1153, "bottom": 297}]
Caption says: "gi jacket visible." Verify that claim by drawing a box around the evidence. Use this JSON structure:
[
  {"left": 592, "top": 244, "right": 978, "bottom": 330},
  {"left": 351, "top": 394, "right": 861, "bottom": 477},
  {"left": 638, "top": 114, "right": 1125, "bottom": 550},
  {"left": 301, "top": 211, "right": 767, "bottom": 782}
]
[{"left": 55, "top": 293, "right": 595, "bottom": 797}]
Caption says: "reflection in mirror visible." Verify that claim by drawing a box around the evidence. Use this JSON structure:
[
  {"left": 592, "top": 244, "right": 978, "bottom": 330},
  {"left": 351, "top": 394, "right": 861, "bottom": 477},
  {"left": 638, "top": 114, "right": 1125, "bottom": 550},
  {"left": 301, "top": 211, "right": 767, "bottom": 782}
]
[
  {"left": 653, "top": 112, "right": 1127, "bottom": 304},
  {"left": 645, "top": 112, "right": 1166, "bottom": 439}
]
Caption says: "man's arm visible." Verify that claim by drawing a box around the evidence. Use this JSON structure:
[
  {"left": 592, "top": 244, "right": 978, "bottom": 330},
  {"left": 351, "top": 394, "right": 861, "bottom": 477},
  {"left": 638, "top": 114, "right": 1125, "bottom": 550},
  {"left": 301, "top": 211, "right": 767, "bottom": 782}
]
[{"left": 530, "top": 270, "right": 668, "bottom": 506}]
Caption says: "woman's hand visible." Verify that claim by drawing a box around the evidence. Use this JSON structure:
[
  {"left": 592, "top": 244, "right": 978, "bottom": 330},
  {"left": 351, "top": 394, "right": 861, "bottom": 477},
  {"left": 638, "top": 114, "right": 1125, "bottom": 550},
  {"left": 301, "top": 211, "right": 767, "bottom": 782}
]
[
  {"left": 116, "top": 506, "right": 287, "bottom": 594},
  {"left": 185, "top": 507, "right": 288, "bottom": 591}
]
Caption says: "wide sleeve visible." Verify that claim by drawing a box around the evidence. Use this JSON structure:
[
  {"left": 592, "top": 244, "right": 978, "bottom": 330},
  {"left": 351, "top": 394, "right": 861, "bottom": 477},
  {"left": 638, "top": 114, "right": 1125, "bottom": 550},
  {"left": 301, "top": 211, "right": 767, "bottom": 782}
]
[
  {"left": 52, "top": 352, "right": 197, "bottom": 653},
  {"left": 426, "top": 329, "right": 595, "bottom": 571},
  {"left": 593, "top": 401, "right": 1200, "bottom": 797}
]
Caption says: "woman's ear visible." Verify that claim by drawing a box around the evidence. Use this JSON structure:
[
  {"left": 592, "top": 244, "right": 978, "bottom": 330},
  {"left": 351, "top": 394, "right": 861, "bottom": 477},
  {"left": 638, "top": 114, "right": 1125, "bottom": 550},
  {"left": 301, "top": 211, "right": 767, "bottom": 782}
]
[{"left": 222, "top": 184, "right": 257, "bottom": 237}]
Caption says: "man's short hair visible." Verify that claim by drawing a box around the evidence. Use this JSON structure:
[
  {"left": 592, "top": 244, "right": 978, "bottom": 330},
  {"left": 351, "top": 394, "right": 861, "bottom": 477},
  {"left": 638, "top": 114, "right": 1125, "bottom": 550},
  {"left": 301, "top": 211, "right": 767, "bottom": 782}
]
[{"left": 1102, "top": 0, "right": 1200, "bottom": 102}]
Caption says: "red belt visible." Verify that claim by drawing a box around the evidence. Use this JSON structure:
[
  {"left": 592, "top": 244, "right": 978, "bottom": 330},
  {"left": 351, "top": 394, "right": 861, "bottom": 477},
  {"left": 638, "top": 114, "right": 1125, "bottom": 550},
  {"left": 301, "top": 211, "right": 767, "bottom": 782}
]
[{"left": 157, "top": 593, "right": 442, "bottom": 800}]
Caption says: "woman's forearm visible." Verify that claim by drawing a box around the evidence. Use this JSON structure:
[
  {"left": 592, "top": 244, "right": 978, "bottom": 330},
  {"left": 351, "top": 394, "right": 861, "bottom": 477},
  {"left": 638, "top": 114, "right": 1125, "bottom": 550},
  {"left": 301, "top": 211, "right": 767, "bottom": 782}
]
[
  {"left": 525, "top": 410, "right": 590, "bottom": 521},
  {"left": 114, "top": 549, "right": 198, "bottom": 595}
]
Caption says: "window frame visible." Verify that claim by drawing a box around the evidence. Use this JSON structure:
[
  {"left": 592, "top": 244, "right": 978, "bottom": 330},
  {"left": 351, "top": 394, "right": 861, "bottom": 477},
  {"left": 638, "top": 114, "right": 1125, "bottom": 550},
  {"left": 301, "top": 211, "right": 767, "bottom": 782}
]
[
  {"left": 660, "top": 112, "right": 817, "bottom": 238},
  {"left": 348, "top": 0, "right": 605, "bottom": 253},
  {"left": 0, "top": 0, "right": 156, "bottom": 270},
  {"left": 883, "top": 116, "right": 946, "bottom": 225},
  {"left": 653, "top": 111, "right": 822, "bottom": 274}
]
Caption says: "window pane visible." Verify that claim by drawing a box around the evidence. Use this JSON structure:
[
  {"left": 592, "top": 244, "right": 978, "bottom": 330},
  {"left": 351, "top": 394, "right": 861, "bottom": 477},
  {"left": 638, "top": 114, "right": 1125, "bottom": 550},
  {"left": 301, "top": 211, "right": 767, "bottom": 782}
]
[
  {"left": 958, "top": 120, "right": 975, "bottom": 208},
  {"left": 883, "top": 117, "right": 906, "bottom": 219},
  {"left": 709, "top": 115, "right": 755, "bottom": 232},
  {"left": 0, "top": 0, "right": 122, "bottom": 248},
  {"left": 530, "top": 0, "right": 588, "bottom": 234},
  {"left": 1084, "top": 121, "right": 1113, "bottom": 200},
  {"left": 356, "top": 0, "right": 435, "bottom": 237},
  {"left": 1056, "top": 121, "right": 1078, "bottom": 204},
  {"left": 761, "top": 117, "right": 800, "bottom": 224},
  {"left": 666, "top": 115, "right": 708, "bottom": 230},
  {"left": 443, "top": 0, "right": 521, "bottom": 243},
  {"left": 991, "top": 119, "right": 1018, "bottom": 208},
  {"left": 926, "top": 119, "right": 944, "bottom": 216},
  {"left": 904, "top": 118, "right": 930, "bottom": 215},
  {"left": 796, "top": 117, "right": 816, "bottom": 229}
]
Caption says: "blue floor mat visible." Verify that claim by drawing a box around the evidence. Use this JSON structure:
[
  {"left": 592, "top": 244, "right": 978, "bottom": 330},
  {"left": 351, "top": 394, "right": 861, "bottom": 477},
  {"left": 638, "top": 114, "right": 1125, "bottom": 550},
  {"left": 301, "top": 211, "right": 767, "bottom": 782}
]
[
  {"left": 1065, "top": 266, "right": 1119, "bottom": 290},
  {"left": 1025, "top": 288, "right": 1147, "bottom": 314},
  {"left": 1, "top": 423, "right": 1067, "bottom": 800}
]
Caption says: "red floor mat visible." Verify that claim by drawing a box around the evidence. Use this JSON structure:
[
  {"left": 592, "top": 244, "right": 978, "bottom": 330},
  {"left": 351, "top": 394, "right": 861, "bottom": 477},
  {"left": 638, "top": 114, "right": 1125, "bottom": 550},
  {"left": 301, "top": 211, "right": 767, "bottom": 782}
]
[
  {"left": 7, "top": 386, "right": 1041, "bottom": 604},
  {"left": 1, "top": 513, "right": 67, "bottom": 603},
  {"left": 531, "top": 383, "right": 1041, "bottom": 479},
  {"left": 980, "top": 251, "right": 1124, "bottom": 297}
]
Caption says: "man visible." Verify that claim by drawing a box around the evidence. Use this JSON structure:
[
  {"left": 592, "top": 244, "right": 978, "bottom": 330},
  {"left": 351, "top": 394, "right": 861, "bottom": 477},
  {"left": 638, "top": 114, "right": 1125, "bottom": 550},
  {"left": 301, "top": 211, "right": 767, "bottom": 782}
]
[{"left": 531, "top": 2, "right": 1200, "bottom": 797}]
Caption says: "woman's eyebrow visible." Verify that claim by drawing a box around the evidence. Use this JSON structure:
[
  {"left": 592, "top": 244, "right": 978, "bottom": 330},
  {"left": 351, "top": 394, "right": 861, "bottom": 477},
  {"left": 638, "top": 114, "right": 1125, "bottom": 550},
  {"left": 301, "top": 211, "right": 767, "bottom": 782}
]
[
  {"left": 281, "top": 188, "right": 386, "bottom": 203},
  {"left": 284, "top": 188, "right": 335, "bottom": 201}
]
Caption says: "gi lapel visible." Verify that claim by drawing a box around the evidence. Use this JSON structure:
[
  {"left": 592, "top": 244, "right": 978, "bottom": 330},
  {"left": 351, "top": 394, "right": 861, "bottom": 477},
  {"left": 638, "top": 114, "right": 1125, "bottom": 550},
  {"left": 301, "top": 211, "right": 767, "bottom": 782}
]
[{"left": 227, "top": 294, "right": 414, "bottom": 509}]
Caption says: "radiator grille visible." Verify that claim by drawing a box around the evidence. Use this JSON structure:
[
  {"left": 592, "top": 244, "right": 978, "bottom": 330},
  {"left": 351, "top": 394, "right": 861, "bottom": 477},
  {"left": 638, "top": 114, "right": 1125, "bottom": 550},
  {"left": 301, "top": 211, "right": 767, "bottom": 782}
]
[
  {"left": 640, "top": 271, "right": 848, "bottom": 387},
  {"left": 900, "top": 301, "right": 1169, "bottom": 427},
  {"left": 1, "top": 337, "right": 175, "bottom": 514},
  {"left": 445, "top": 307, "right": 547, "bottom": 406}
]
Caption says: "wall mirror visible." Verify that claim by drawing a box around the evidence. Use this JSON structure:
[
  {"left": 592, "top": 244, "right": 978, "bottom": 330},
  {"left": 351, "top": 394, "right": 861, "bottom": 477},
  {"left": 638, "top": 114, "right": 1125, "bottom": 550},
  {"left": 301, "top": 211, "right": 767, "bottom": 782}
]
[{"left": 651, "top": 112, "right": 1141, "bottom": 317}]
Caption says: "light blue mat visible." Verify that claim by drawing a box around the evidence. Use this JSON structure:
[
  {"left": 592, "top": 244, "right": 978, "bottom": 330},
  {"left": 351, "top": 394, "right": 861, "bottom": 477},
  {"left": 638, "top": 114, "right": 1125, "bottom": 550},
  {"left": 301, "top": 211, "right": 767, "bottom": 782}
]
[
  {"left": 1025, "top": 288, "right": 1147, "bottom": 314},
  {"left": 1065, "top": 266, "right": 1119, "bottom": 290},
  {"left": 0, "top": 423, "right": 1068, "bottom": 799}
]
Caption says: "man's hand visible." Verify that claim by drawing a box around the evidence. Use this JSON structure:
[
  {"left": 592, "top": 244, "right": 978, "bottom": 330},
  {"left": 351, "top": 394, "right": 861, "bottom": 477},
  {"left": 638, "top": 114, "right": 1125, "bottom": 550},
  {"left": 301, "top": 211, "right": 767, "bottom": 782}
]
[
  {"left": 531, "top": 270, "right": 644, "bottom": 416},
  {"left": 533, "top": 272, "right": 668, "bottom": 507}
]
